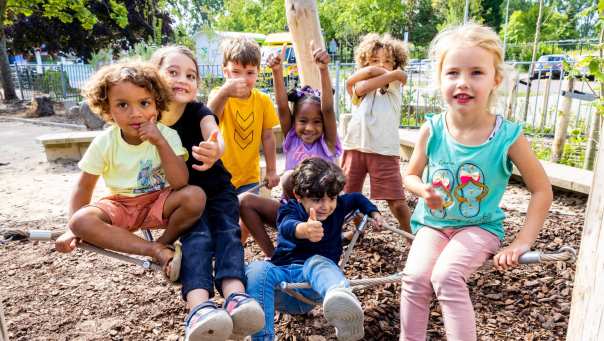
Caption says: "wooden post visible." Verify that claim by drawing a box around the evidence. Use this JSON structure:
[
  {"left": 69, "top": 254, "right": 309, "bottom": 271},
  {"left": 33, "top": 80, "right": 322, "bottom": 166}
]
[
  {"left": 539, "top": 76, "right": 552, "bottom": 129},
  {"left": 551, "top": 78, "right": 574, "bottom": 163},
  {"left": 505, "top": 71, "right": 519, "bottom": 120},
  {"left": 566, "top": 115, "right": 604, "bottom": 340},
  {"left": 583, "top": 24, "right": 604, "bottom": 170},
  {"left": 0, "top": 303, "right": 8, "bottom": 341},
  {"left": 285, "top": 0, "right": 325, "bottom": 89}
]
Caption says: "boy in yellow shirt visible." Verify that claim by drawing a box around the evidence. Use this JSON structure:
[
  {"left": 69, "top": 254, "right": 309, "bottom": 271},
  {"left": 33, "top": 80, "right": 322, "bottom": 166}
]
[{"left": 208, "top": 37, "right": 280, "bottom": 194}]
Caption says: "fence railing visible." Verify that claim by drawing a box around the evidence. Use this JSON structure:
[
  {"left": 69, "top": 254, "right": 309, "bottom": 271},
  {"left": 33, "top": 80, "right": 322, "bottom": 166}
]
[{"left": 10, "top": 60, "right": 598, "bottom": 150}]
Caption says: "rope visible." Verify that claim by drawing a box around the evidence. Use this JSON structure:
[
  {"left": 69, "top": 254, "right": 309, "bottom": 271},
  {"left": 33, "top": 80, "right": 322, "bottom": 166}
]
[
  {"left": 3, "top": 228, "right": 162, "bottom": 272},
  {"left": 279, "top": 246, "right": 577, "bottom": 300}
]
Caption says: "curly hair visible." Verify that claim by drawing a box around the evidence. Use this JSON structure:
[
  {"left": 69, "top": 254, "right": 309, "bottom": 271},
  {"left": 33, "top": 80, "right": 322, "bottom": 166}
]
[
  {"left": 82, "top": 61, "right": 172, "bottom": 123},
  {"left": 221, "top": 36, "right": 261, "bottom": 67},
  {"left": 355, "top": 33, "right": 409, "bottom": 70},
  {"left": 150, "top": 45, "right": 200, "bottom": 84},
  {"left": 292, "top": 158, "right": 346, "bottom": 199}
]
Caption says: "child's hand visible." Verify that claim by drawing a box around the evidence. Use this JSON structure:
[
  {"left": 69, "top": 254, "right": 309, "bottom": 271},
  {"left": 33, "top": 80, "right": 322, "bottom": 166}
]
[
  {"left": 300, "top": 208, "right": 324, "bottom": 242},
  {"left": 267, "top": 44, "right": 286, "bottom": 71},
  {"left": 422, "top": 184, "right": 444, "bottom": 209},
  {"left": 192, "top": 131, "right": 222, "bottom": 172},
  {"left": 222, "top": 78, "right": 249, "bottom": 98},
  {"left": 264, "top": 170, "right": 280, "bottom": 189},
  {"left": 138, "top": 117, "right": 164, "bottom": 145},
  {"left": 311, "top": 41, "right": 330, "bottom": 70},
  {"left": 368, "top": 212, "right": 384, "bottom": 231},
  {"left": 55, "top": 230, "right": 79, "bottom": 253},
  {"left": 493, "top": 241, "right": 531, "bottom": 271}
]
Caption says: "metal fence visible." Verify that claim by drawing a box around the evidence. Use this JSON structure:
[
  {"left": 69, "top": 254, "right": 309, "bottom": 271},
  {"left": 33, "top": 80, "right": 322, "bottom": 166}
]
[
  {"left": 9, "top": 60, "right": 598, "bottom": 168},
  {"left": 9, "top": 63, "right": 94, "bottom": 103}
]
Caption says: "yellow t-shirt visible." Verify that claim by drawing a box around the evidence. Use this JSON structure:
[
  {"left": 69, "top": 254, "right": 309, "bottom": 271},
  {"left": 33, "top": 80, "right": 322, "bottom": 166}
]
[
  {"left": 78, "top": 123, "right": 186, "bottom": 196},
  {"left": 217, "top": 88, "right": 279, "bottom": 188}
]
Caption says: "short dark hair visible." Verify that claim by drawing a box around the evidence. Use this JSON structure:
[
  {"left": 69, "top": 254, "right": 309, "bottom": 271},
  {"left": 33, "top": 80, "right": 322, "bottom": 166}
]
[{"left": 292, "top": 158, "right": 345, "bottom": 198}]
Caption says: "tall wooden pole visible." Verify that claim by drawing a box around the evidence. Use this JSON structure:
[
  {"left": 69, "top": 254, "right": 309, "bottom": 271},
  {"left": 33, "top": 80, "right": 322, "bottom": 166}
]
[
  {"left": 566, "top": 118, "right": 604, "bottom": 340},
  {"left": 285, "top": 0, "right": 324, "bottom": 89},
  {"left": 583, "top": 24, "right": 604, "bottom": 170}
]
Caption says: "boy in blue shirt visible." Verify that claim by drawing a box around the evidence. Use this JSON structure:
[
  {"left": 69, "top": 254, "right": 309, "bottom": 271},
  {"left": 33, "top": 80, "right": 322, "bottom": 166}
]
[{"left": 246, "top": 158, "right": 384, "bottom": 341}]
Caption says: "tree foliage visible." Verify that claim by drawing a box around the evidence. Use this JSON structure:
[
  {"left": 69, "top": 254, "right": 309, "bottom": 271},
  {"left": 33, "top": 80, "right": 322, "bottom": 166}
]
[{"left": 6, "top": 0, "right": 173, "bottom": 60}]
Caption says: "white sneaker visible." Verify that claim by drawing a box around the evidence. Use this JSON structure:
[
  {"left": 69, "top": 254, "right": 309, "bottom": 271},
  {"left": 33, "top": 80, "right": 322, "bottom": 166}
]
[
  {"left": 185, "top": 301, "right": 233, "bottom": 341},
  {"left": 322, "top": 288, "right": 364, "bottom": 341}
]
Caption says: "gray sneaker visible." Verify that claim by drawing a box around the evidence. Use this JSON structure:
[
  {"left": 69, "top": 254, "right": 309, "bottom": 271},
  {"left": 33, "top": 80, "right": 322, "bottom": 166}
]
[
  {"left": 322, "top": 288, "right": 364, "bottom": 341},
  {"left": 185, "top": 301, "right": 233, "bottom": 341},
  {"left": 223, "top": 292, "right": 265, "bottom": 339}
]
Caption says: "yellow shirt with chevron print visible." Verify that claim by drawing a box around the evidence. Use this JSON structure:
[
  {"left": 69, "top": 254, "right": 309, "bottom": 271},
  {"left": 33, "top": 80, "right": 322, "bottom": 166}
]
[{"left": 217, "top": 88, "right": 279, "bottom": 188}]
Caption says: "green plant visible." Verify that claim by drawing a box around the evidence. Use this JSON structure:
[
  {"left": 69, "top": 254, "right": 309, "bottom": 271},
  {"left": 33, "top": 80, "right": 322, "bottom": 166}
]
[{"left": 88, "top": 48, "right": 113, "bottom": 70}]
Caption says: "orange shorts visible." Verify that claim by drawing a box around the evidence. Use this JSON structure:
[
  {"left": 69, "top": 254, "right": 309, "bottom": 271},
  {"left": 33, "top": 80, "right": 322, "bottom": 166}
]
[
  {"left": 91, "top": 188, "right": 172, "bottom": 231},
  {"left": 341, "top": 150, "right": 405, "bottom": 200}
]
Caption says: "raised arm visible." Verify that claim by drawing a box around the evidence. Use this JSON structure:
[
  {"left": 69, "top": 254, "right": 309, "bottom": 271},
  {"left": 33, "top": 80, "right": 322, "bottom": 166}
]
[
  {"left": 353, "top": 69, "right": 407, "bottom": 97},
  {"left": 208, "top": 77, "right": 249, "bottom": 119},
  {"left": 345, "top": 66, "right": 387, "bottom": 97},
  {"left": 313, "top": 46, "right": 338, "bottom": 152},
  {"left": 268, "top": 46, "right": 292, "bottom": 135},
  {"left": 493, "top": 134, "right": 553, "bottom": 270}
]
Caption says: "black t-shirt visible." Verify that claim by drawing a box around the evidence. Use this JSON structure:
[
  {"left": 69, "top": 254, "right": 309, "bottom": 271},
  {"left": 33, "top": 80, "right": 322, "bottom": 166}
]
[{"left": 170, "top": 102, "right": 233, "bottom": 197}]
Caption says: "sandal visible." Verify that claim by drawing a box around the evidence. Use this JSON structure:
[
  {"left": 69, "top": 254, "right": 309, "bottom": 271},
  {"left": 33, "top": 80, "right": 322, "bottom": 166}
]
[{"left": 156, "top": 242, "right": 182, "bottom": 282}]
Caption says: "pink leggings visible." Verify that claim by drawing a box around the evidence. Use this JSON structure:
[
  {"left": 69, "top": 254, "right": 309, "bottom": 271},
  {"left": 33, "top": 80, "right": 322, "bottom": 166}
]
[{"left": 399, "top": 226, "right": 500, "bottom": 341}]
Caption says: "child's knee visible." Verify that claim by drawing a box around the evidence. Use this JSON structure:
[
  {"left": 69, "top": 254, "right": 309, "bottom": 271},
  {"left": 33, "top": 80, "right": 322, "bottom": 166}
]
[
  {"left": 68, "top": 208, "right": 104, "bottom": 236},
  {"left": 430, "top": 269, "right": 466, "bottom": 293},
  {"left": 387, "top": 199, "right": 408, "bottom": 210},
  {"left": 239, "top": 192, "right": 259, "bottom": 210},
  {"left": 178, "top": 185, "right": 206, "bottom": 216}
]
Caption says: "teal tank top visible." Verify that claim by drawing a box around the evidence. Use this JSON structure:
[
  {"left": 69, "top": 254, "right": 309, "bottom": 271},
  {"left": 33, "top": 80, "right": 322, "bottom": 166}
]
[{"left": 410, "top": 113, "right": 522, "bottom": 240}]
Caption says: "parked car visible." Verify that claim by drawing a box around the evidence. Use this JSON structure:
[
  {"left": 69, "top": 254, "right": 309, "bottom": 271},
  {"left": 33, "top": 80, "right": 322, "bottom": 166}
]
[
  {"left": 407, "top": 59, "right": 422, "bottom": 73},
  {"left": 531, "top": 54, "right": 574, "bottom": 80}
]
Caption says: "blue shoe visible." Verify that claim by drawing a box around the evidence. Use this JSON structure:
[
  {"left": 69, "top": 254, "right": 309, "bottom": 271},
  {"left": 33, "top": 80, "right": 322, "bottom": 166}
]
[
  {"left": 185, "top": 301, "right": 232, "bottom": 341},
  {"left": 223, "top": 292, "right": 265, "bottom": 339}
]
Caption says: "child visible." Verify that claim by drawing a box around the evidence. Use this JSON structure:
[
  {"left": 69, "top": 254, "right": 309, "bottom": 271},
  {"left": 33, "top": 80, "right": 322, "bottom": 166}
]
[
  {"left": 55, "top": 61, "right": 205, "bottom": 282},
  {"left": 239, "top": 43, "right": 341, "bottom": 257},
  {"left": 400, "top": 23, "right": 553, "bottom": 341},
  {"left": 246, "top": 157, "right": 384, "bottom": 341},
  {"left": 151, "top": 46, "right": 264, "bottom": 341},
  {"left": 208, "top": 37, "right": 280, "bottom": 194},
  {"left": 341, "top": 33, "right": 412, "bottom": 234}
]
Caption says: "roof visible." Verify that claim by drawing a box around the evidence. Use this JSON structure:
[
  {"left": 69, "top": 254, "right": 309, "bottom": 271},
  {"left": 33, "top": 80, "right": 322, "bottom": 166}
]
[{"left": 264, "top": 32, "right": 292, "bottom": 45}]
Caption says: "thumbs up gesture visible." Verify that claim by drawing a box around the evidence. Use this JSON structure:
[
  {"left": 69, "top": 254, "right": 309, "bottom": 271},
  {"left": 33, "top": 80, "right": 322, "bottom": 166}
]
[
  {"left": 267, "top": 43, "right": 287, "bottom": 71},
  {"left": 192, "top": 130, "right": 222, "bottom": 172},
  {"left": 297, "top": 207, "right": 324, "bottom": 242}
]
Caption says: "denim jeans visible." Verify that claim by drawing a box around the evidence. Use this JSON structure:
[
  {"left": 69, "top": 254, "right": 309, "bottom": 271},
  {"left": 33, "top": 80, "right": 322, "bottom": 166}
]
[
  {"left": 245, "top": 255, "right": 349, "bottom": 340},
  {"left": 179, "top": 185, "right": 245, "bottom": 299},
  {"left": 236, "top": 182, "right": 260, "bottom": 195}
]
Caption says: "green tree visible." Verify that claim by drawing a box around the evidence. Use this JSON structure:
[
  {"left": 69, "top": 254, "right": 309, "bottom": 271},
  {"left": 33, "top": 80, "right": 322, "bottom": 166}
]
[
  {"left": 0, "top": 0, "right": 128, "bottom": 101},
  {"left": 504, "top": 4, "right": 573, "bottom": 43},
  {"left": 7, "top": 0, "right": 173, "bottom": 60},
  {"left": 432, "top": 0, "right": 485, "bottom": 29}
]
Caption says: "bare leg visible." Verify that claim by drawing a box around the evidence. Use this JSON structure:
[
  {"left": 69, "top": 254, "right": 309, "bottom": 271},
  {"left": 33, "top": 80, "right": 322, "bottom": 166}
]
[
  {"left": 387, "top": 199, "right": 412, "bottom": 234},
  {"left": 69, "top": 206, "right": 168, "bottom": 263},
  {"left": 239, "top": 193, "right": 280, "bottom": 257},
  {"left": 222, "top": 278, "right": 246, "bottom": 298},
  {"left": 186, "top": 288, "right": 211, "bottom": 310},
  {"left": 157, "top": 185, "right": 206, "bottom": 245}
]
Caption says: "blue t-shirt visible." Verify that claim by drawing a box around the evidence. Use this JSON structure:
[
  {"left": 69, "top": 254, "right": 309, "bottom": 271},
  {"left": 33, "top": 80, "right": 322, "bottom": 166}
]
[
  {"left": 410, "top": 113, "right": 522, "bottom": 240},
  {"left": 271, "top": 193, "right": 379, "bottom": 266}
]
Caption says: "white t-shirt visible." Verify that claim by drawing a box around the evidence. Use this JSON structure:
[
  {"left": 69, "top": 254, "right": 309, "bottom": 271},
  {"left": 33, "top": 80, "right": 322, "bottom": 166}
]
[{"left": 341, "top": 81, "right": 402, "bottom": 156}]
